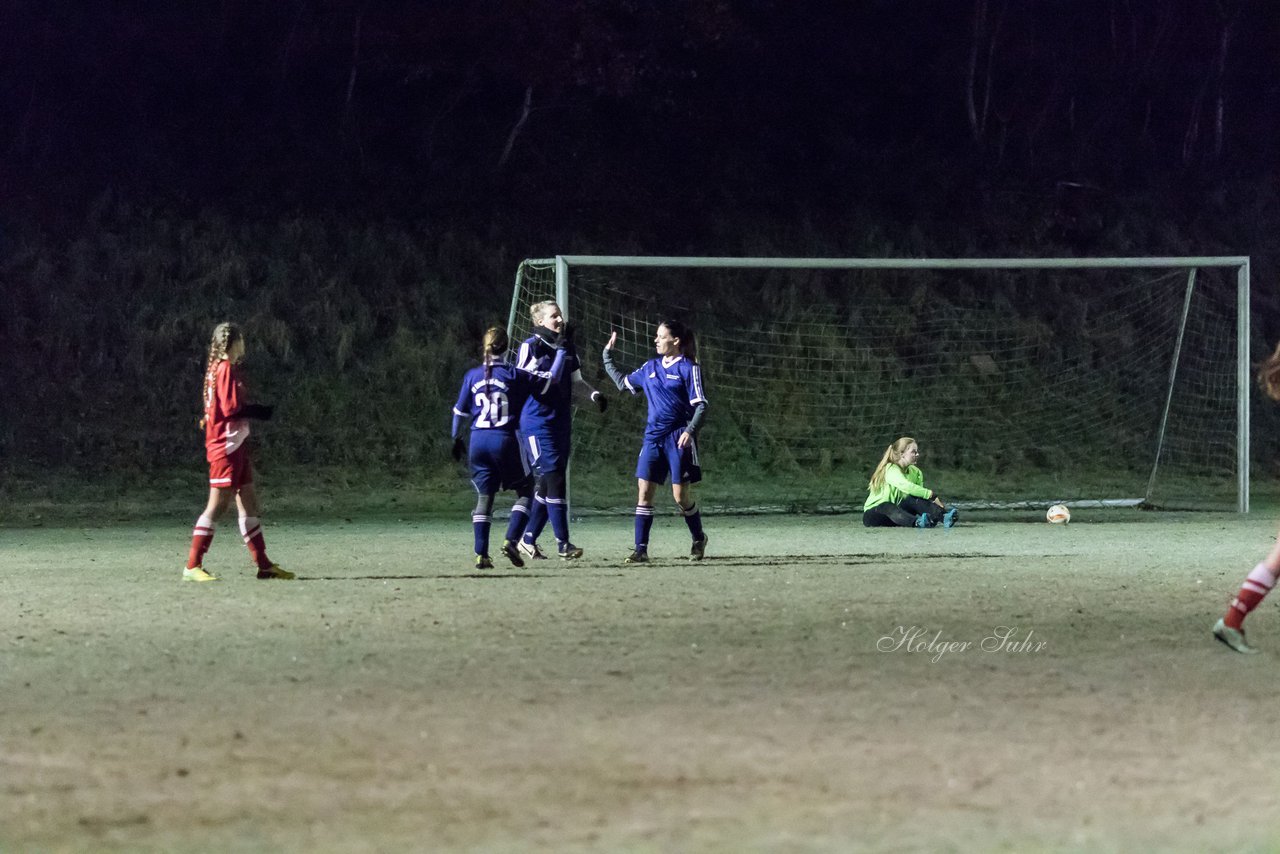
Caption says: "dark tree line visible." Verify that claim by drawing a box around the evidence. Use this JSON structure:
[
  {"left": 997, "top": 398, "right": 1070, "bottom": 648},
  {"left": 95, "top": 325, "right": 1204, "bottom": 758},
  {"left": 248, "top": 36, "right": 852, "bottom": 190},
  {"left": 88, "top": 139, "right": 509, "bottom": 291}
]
[{"left": 1, "top": 0, "right": 1275, "bottom": 235}]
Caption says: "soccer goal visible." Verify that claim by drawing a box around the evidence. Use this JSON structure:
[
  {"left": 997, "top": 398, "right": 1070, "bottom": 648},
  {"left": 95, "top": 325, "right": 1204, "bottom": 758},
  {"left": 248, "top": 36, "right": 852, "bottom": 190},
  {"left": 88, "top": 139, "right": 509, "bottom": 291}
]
[{"left": 508, "top": 256, "right": 1251, "bottom": 515}]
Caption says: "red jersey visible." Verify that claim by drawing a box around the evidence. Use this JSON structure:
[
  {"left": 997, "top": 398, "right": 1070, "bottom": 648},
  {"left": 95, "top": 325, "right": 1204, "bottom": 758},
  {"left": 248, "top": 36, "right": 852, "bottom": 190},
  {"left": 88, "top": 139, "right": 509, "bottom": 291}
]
[{"left": 204, "top": 359, "right": 252, "bottom": 461}]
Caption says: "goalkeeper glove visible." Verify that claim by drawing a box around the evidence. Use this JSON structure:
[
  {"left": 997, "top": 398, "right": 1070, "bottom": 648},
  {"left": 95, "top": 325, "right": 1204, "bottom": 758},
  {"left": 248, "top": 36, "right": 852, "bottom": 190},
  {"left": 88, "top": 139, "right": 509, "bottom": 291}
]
[
  {"left": 590, "top": 391, "right": 608, "bottom": 413},
  {"left": 451, "top": 437, "right": 466, "bottom": 461}
]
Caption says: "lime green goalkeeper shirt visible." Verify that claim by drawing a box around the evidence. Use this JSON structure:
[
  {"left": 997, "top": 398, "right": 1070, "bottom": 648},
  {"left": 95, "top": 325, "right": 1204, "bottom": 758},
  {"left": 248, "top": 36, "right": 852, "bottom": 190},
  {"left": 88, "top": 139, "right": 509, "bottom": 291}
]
[{"left": 863, "top": 464, "right": 933, "bottom": 512}]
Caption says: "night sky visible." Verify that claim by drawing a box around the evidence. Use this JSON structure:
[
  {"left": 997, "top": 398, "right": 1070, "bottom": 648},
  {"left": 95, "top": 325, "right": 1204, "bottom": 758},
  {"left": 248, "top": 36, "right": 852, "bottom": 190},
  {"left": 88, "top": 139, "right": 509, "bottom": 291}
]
[{"left": 3, "top": 0, "right": 1277, "bottom": 249}]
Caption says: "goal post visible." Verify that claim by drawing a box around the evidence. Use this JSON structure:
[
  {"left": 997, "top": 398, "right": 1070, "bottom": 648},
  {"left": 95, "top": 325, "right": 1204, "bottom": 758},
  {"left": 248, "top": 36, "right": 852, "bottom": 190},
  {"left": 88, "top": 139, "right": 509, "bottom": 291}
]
[{"left": 510, "top": 255, "right": 1251, "bottom": 515}]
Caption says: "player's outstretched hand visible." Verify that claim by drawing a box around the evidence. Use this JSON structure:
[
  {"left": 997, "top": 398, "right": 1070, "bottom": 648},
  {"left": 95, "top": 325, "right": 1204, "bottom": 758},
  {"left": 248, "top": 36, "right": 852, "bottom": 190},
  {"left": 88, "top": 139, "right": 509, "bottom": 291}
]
[
  {"left": 591, "top": 390, "right": 608, "bottom": 413},
  {"left": 605, "top": 330, "right": 618, "bottom": 351},
  {"left": 451, "top": 437, "right": 466, "bottom": 461}
]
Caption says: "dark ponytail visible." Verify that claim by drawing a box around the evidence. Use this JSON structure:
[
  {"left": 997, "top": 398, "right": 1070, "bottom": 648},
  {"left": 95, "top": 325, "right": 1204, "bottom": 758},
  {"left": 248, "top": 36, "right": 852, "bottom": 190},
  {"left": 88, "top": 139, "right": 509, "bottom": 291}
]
[{"left": 660, "top": 318, "right": 697, "bottom": 362}]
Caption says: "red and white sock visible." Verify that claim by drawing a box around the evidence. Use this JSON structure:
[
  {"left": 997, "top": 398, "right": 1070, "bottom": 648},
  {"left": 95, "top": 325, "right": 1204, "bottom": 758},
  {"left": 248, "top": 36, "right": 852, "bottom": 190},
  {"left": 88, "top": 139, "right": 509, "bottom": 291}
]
[
  {"left": 1225, "top": 562, "right": 1277, "bottom": 630},
  {"left": 186, "top": 515, "right": 216, "bottom": 569},
  {"left": 239, "top": 515, "right": 273, "bottom": 571}
]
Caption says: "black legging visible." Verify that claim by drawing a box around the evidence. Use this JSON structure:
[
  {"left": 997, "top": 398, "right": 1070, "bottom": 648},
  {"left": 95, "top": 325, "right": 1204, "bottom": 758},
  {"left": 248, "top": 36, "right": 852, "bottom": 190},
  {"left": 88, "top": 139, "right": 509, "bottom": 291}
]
[{"left": 862, "top": 495, "right": 943, "bottom": 528}]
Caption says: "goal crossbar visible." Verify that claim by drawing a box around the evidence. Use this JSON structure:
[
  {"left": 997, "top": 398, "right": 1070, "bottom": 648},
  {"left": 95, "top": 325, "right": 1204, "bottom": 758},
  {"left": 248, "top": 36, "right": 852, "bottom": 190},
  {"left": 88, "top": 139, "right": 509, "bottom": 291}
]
[{"left": 538, "top": 255, "right": 1249, "bottom": 270}]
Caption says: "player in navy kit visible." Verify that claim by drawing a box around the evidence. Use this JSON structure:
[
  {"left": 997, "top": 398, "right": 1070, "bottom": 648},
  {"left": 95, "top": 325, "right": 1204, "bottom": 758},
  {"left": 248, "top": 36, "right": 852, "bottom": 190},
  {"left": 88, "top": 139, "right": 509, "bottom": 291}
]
[
  {"left": 601, "top": 319, "right": 708, "bottom": 564},
  {"left": 452, "top": 326, "right": 566, "bottom": 568},
  {"left": 515, "top": 301, "right": 607, "bottom": 560}
]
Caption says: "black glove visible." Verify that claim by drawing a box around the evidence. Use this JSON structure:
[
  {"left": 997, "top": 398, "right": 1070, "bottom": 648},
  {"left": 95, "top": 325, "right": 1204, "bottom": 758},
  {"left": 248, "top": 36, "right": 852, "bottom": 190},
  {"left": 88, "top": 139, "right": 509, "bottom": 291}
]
[
  {"left": 551, "top": 322, "right": 576, "bottom": 350},
  {"left": 534, "top": 326, "right": 558, "bottom": 347},
  {"left": 238, "top": 403, "right": 274, "bottom": 421},
  {"left": 591, "top": 391, "right": 608, "bottom": 413},
  {"left": 451, "top": 437, "right": 466, "bottom": 461}
]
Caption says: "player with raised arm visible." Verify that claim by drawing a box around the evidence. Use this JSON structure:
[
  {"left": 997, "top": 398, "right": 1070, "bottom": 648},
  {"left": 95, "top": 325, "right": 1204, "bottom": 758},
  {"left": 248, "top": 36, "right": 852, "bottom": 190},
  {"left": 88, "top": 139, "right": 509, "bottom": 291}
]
[
  {"left": 1214, "top": 341, "right": 1280, "bottom": 653},
  {"left": 862, "top": 437, "right": 958, "bottom": 529},
  {"left": 601, "top": 320, "right": 709, "bottom": 564},
  {"left": 515, "top": 301, "right": 607, "bottom": 560},
  {"left": 451, "top": 326, "right": 565, "bottom": 569},
  {"left": 183, "top": 322, "right": 295, "bottom": 581}
]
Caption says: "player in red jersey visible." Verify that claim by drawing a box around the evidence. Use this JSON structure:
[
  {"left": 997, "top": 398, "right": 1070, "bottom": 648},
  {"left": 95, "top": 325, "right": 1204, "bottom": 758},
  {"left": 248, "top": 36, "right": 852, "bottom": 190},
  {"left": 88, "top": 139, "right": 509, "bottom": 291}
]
[
  {"left": 183, "top": 322, "right": 294, "bottom": 581},
  {"left": 1214, "top": 341, "right": 1280, "bottom": 651}
]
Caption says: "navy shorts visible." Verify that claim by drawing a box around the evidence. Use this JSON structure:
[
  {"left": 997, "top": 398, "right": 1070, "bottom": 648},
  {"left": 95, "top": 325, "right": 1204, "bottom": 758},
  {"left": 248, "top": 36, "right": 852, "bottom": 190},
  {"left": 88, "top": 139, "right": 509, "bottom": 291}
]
[
  {"left": 470, "top": 431, "right": 530, "bottom": 494},
  {"left": 519, "top": 426, "right": 570, "bottom": 477},
  {"left": 635, "top": 431, "right": 702, "bottom": 485}
]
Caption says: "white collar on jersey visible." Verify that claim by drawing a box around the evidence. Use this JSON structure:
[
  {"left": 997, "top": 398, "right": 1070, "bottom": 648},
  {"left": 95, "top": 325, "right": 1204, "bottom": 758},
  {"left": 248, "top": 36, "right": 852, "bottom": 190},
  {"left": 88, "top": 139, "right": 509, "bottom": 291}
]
[{"left": 661, "top": 355, "right": 683, "bottom": 368}]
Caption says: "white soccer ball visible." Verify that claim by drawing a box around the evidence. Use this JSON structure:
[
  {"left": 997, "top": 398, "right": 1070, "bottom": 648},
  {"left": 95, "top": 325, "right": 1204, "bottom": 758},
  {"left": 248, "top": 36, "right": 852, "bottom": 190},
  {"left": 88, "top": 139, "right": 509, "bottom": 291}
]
[{"left": 1046, "top": 504, "right": 1071, "bottom": 524}]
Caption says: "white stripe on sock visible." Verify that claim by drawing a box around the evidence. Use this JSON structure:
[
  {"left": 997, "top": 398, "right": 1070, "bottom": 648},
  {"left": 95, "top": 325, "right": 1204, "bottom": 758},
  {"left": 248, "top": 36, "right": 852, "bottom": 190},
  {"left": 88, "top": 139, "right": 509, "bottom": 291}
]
[
  {"left": 239, "top": 516, "right": 262, "bottom": 542},
  {"left": 1246, "top": 563, "right": 1276, "bottom": 590}
]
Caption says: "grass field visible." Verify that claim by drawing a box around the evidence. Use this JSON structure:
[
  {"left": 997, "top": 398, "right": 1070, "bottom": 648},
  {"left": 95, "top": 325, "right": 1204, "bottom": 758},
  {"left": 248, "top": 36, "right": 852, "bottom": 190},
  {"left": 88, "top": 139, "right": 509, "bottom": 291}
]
[{"left": 4, "top": 509, "right": 1280, "bottom": 852}]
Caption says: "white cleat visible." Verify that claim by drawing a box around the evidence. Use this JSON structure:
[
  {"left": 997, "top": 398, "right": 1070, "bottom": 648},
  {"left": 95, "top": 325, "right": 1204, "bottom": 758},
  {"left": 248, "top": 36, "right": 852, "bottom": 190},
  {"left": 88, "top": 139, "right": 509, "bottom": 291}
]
[
  {"left": 518, "top": 539, "right": 548, "bottom": 560},
  {"left": 1213, "top": 618, "right": 1259, "bottom": 654}
]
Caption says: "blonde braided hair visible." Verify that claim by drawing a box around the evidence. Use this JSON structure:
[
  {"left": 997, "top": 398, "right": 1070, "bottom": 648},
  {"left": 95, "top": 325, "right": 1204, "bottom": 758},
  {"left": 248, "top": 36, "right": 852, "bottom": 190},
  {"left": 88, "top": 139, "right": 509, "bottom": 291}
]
[{"left": 200, "top": 322, "right": 243, "bottom": 428}]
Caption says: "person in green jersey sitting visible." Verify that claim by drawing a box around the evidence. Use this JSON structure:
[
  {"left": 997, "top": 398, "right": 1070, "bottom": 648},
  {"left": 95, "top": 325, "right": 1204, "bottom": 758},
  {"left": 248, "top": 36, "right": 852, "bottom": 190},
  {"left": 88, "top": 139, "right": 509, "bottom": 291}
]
[{"left": 862, "top": 436, "right": 958, "bottom": 528}]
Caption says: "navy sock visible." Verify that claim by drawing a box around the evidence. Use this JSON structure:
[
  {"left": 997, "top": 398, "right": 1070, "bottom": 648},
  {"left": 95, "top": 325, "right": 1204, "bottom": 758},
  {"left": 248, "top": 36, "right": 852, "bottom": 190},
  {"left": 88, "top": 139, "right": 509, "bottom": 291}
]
[
  {"left": 681, "top": 503, "right": 704, "bottom": 540},
  {"left": 547, "top": 498, "right": 570, "bottom": 544},
  {"left": 505, "top": 506, "right": 530, "bottom": 543},
  {"left": 524, "top": 497, "right": 548, "bottom": 543},
  {"left": 472, "top": 513, "right": 491, "bottom": 555},
  {"left": 634, "top": 504, "right": 654, "bottom": 550}
]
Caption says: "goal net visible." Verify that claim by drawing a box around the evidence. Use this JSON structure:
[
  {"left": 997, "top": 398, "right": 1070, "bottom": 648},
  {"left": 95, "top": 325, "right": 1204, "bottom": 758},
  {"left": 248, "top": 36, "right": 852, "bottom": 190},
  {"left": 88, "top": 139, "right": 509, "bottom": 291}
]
[{"left": 508, "top": 256, "right": 1249, "bottom": 515}]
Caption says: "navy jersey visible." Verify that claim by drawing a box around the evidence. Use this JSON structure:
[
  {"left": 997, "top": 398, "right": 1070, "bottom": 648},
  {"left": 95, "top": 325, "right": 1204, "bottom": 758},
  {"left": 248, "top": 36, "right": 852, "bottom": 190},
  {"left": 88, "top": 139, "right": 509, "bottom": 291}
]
[
  {"left": 452, "top": 361, "right": 538, "bottom": 436},
  {"left": 624, "top": 355, "right": 707, "bottom": 441},
  {"left": 517, "top": 335, "right": 580, "bottom": 430}
]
